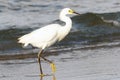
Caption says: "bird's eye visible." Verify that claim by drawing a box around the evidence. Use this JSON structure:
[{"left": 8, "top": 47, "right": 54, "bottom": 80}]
[
  {"left": 68, "top": 10, "right": 71, "bottom": 12},
  {"left": 68, "top": 10, "right": 72, "bottom": 13},
  {"left": 68, "top": 9, "right": 74, "bottom": 14}
]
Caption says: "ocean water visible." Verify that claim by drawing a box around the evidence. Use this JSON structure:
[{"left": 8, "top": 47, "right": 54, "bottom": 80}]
[
  {"left": 0, "top": 1, "right": 120, "bottom": 80},
  {"left": 0, "top": 0, "right": 120, "bottom": 55}
]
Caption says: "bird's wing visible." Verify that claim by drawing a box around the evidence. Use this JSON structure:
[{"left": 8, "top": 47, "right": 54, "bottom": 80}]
[
  {"left": 30, "top": 25, "right": 59, "bottom": 42},
  {"left": 18, "top": 24, "right": 60, "bottom": 46}
]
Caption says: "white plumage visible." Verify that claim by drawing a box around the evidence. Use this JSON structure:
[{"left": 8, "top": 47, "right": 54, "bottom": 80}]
[
  {"left": 18, "top": 8, "right": 78, "bottom": 49},
  {"left": 18, "top": 8, "right": 80, "bottom": 75},
  {"left": 18, "top": 24, "right": 60, "bottom": 49}
]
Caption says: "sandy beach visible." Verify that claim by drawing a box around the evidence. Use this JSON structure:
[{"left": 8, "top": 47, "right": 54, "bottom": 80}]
[{"left": 0, "top": 46, "right": 120, "bottom": 80}]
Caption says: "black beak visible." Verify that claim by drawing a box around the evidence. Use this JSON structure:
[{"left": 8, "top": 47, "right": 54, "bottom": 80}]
[{"left": 73, "top": 11, "right": 81, "bottom": 15}]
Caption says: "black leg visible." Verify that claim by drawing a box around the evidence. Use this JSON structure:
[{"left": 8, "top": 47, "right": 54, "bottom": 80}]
[
  {"left": 38, "top": 49, "right": 44, "bottom": 76},
  {"left": 38, "top": 50, "right": 56, "bottom": 75},
  {"left": 41, "top": 56, "right": 56, "bottom": 73},
  {"left": 41, "top": 56, "right": 52, "bottom": 63}
]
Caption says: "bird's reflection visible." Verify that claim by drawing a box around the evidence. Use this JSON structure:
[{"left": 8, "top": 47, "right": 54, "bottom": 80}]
[{"left": 40, "top": 74, "right": 56, "bottom": 80}]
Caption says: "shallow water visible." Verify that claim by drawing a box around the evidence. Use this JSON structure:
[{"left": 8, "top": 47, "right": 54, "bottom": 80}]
[
  {"left": 0, "top": 1, "right": 120, "bottom": 80},
  {"left": 0, "top": 47, "right": 120, "bottom": 80}
]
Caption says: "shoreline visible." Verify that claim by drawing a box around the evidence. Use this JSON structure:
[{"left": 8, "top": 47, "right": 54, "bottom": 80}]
[
  {"left": 0, "top": 43, "right": 120, "bottom": 61},
  {"left": 0, "top": 46, "right": 120, "bottom": 80}
]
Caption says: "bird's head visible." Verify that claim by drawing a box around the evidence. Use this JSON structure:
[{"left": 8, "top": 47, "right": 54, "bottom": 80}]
[{"left": 60, "top": 8, "right": 80, "bottom": 16}]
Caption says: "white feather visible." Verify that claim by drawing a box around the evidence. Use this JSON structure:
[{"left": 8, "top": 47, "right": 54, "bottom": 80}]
[{"left": 18, "top": 8, "right": 78, "bottom": 49}]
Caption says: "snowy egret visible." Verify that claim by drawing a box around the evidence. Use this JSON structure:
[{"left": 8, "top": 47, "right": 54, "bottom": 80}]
[{"left": 18, "top": 8, "right": 80, "bottom": 76}]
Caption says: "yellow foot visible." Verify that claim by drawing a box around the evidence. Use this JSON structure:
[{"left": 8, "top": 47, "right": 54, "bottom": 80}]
[
  {"left": 39, "top": 74, "right": 45, "bottom": 77},
  {"left": 50, "top": 63, "right": 56, "bottom": 73},
  {"left": 53, "top": 75, "right": 56, "bottom": 80}
]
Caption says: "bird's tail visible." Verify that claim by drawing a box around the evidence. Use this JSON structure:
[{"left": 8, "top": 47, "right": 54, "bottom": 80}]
[{"left": 18, "top": 34, "right": 29, "bottom": 47}]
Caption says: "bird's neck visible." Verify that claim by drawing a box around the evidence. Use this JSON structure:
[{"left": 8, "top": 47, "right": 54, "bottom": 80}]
[
  {"left": 59, "top": 14, "right": 72, "bottom": 30},
  {"left": 58, "top": 14, "right": 72, "bottom": 41}
]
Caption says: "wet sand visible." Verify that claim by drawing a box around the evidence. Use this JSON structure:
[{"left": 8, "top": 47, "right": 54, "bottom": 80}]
[{"left": 0, "top": 47, "right": 120, "bottom": 80}]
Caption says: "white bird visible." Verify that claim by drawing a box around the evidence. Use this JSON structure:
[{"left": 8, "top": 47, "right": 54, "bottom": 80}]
[{"left": 18, "top": 8, "right": 80, "bottom": 76}]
